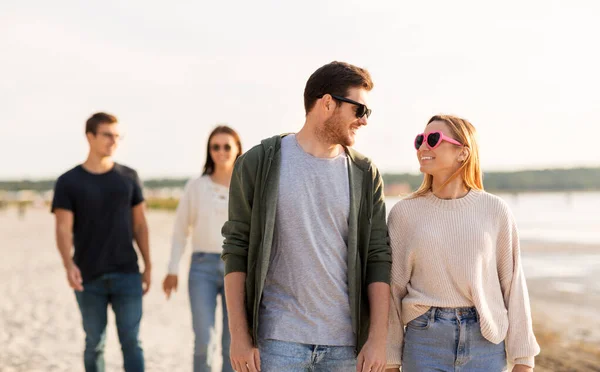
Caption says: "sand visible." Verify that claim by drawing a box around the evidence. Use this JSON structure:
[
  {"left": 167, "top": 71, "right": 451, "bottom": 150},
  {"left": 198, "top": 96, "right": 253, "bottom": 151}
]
[{"left": 0, "top": 207, "right": 598, "bottom": 371}]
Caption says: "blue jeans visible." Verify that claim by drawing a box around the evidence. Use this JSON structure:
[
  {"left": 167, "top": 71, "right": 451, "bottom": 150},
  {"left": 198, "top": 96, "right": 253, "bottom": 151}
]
[
  {"left": 188, "top": 252, "right": 233, "bottom": 372},
  {"left": 258, "top": 339, "right": 356, "bottom": 372},
  {"left": 75, "top": 272, "right": 144, "bottom": 372},
  {"left": 402, "top": 307, "right": 507, "bottom": 372}
]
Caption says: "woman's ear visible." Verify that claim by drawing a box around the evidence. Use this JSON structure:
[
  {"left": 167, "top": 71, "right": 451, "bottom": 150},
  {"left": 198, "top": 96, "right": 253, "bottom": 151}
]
[{"left": 458, "top": 147, "right": 470, "bottom": 162}]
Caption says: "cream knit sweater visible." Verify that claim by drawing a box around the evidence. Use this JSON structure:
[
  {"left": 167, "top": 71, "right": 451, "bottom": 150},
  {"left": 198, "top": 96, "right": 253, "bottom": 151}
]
[
  {"left": 386, "top": 190, "right": 540, "bottom": 368},
  {"left": 167, "top": 175, "right": 229, "bottom": 274}
]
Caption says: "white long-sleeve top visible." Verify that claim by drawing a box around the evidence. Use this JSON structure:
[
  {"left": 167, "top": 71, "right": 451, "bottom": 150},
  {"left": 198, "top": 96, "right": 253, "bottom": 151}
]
[
  {"left": 167, "top": 175, "right": 229, "bottom": 274},
  {"left": 386, "top": 190, "right": 540, "bottom": 368}
]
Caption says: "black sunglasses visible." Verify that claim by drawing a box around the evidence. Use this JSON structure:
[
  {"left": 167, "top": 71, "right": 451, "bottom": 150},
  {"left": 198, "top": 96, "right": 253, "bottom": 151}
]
[
  {"left": 210, "top": 143, "right": 232, "bottom": 152},
  {"left": 317, "top": 94, "right": 372, "bottom": 119}
]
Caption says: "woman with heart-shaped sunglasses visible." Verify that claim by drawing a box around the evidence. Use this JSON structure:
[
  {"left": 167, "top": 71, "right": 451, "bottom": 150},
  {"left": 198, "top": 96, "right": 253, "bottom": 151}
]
[{"left": 385, "top": 115, "right": 540, "bottom": 372}]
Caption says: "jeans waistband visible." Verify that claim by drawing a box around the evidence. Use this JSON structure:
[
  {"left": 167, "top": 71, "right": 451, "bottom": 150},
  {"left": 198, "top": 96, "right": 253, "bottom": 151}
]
[{"left": 430, "top": 307, "right": 478, "bottom": 321}]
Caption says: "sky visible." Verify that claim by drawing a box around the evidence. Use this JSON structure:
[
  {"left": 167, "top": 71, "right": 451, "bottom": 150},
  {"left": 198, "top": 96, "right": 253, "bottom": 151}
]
[{"left": 1, "top": 0, "right": 599, "bottom": 179}]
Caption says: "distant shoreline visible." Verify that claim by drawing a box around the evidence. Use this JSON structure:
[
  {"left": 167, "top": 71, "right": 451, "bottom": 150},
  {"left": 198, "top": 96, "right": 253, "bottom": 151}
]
[
  {"left": 2, "top": 190, "right": 598, "bottom": 212},
  {"left": 1, "top": 166, "right": 600, "bottom": 195}
]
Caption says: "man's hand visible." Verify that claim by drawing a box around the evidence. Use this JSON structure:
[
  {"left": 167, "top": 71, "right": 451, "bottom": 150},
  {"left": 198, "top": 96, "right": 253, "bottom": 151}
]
[
  {"left": 357, "top": 337, "right": 387, "bottom": 372},
  {"left": 230, "top": 332, "right": 261, "bottom": 372},
  {"left": 142, "top": 269, "right": 151, "bottom": 295},
  {"left": 162, "top": 274, "right": 178, "bottom": 299},
  {"left": 65, "top": 260, "right": 83, "bottom": 292},
  {"left": 513, "top": 365, "right": 533, "bottom": 372}
]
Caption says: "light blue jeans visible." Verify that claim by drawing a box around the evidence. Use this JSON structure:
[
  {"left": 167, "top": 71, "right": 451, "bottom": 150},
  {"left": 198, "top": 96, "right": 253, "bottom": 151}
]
[
  {"left": 402, "top": 307, "right": 507, "bottom": 372},
  {"left": 75, "top": 272, "right": 144, "bottom": 372},
  {"left": 188, "top": 252, "right": 233, "bottom": 372},
  {"left": 258, "top": 339, "right": 356, "bottom": 372}
]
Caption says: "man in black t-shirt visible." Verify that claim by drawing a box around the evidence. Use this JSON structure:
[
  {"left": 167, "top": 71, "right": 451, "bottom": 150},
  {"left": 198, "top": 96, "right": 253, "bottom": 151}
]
[{"left": 52, "top": 112, "right": 151, "bottom": 372}]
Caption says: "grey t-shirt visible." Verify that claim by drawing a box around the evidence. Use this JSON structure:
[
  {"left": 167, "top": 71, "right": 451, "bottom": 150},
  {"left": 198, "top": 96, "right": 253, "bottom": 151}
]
[{"left": 258, "top": 134, "right": 354, "bottom": 346}]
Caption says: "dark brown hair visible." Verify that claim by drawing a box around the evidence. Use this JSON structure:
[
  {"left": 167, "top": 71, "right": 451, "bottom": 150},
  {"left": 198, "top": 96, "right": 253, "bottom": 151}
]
[
  {"left": 202, "top": 125, "right": 243, "bottom": 175},
  {"left": 303, "top": 61, "right": 374, "bottom": 114},
  {"left": 85, "top": 112, "right": 118, "bottom": 134}
]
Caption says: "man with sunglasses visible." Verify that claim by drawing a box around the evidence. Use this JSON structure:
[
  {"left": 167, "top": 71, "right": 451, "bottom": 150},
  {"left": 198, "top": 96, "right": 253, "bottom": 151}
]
[
  {"left": 52, "top": 112, "right": 151, "bottom": 372},
  {"left": 222, "top": 62, "right": 391, "bottom": 372}
]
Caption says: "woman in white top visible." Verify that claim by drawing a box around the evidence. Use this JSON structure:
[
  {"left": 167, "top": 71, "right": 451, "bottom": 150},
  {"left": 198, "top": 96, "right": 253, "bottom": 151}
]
[
  {"left": 163, "top": 125, "right": 242, "bottom": 372},
  {"left": 385, "top": 115, "right": 540, "bottom": 372}
]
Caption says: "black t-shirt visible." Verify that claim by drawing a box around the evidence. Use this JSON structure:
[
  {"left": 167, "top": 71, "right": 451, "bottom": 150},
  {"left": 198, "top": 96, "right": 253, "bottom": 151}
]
[{"left": 51, "top": 163, "right": 144, "bottom": 283}]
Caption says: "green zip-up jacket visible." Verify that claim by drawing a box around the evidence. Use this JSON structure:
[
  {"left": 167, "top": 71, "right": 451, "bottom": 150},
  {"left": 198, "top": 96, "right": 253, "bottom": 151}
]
[{"left": 221, "top": 134, "right": 391, "bottom": 353}]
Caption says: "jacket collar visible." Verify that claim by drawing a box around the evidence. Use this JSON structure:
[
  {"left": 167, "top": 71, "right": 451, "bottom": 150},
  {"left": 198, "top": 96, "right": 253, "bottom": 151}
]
[{"left": 261, "top": 133, "right": 372, "bottom": 172}]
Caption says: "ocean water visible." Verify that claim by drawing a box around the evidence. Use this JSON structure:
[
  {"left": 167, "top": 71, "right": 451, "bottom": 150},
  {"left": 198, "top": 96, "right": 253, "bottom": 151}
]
[
  {"left": 386, "top": 191, "right": 600, "bottom": 244},
  {"left": 385, "top": 192, "right": 600, "bottom": 297}
]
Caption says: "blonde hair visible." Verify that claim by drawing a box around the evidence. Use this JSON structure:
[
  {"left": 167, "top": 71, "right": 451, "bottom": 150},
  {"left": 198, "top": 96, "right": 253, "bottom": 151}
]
[{"left": 411, "top": 114, "right": 484, "bottom": 198}]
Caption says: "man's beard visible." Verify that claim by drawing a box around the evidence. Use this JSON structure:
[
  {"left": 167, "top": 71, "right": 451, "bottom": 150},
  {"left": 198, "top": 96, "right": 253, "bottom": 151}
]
[{"left": 316, "top": 112, "right": 352, "bottom": 147}]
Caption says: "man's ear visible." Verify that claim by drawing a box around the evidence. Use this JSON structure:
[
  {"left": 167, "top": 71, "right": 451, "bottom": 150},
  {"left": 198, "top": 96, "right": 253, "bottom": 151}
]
[
  {"left": 321, "top": 93, "right": 334, "bottom": 112},
  {"left": 85, "top": 132, "right": 95, "bottom": 143}
]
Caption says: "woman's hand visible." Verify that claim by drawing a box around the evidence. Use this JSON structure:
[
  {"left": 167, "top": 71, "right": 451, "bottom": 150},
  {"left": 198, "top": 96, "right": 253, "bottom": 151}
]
[{"left": 162, "top": 274, "right": 178, "bottom": 299}]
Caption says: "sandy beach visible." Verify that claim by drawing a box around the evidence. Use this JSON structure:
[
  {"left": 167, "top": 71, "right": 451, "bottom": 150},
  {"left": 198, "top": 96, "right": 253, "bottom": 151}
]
[{"left": 1, "top": 207, "right": 599, "bottom": 371}]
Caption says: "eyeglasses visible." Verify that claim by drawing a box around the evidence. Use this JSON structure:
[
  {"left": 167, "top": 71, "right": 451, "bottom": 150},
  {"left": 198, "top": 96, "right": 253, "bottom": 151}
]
[
  {"left": 317, "top": 94, "right": 372, "bottom": 119},
  {"left": 97, "top": 132, "right": 123, "bottom": 141},
  {"left": 414, "top": 131, "right": 462, "bottom": 150},
  {"left": 210, "top": 143, "right": 232, "bottom": 152}
]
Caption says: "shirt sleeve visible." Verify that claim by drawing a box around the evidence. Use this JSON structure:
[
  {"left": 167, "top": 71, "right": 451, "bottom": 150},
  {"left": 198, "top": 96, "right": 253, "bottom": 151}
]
[
  {"left": 386, "top": 204, "right": 411, "bottom": 368},
  {"left": 221, "top": 152, "right": 256, "bottom": 275},
  {"left": 131, "top": 170, "right": 144, "bottom": 206},
  {"left": 167, "top": 180, "right": 194, "bottom": 275},
  {"left": 497, "top": 206, "right": 541, "bottom": 368},
  {"left": 51, "top": 175, "right": 73, "bottom": 213},
  {"left": 366, "top": 165, "right": 392, "bottom": 285}
]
